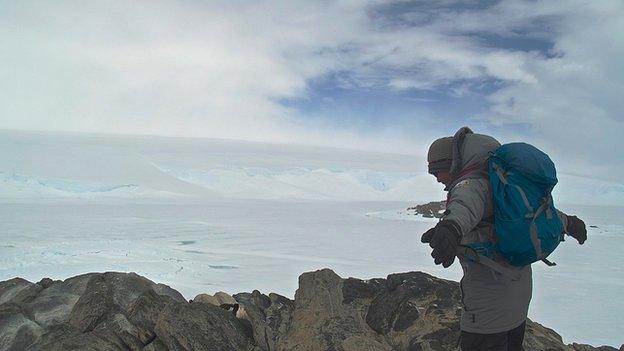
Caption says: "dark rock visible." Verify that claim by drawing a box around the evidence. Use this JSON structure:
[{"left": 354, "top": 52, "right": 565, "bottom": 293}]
[
  {"left": 102, "top": 272, "right": 185, "bottom": 311},
  {"left": 571, "top": 344, "right": 619, "bottom": 351},
  {"left": 264, "top": 293, "right": 294, "bottom": 344},
  {"left": 154, "top": 301, "right": 253, "bottom": 351},
  {"left": 234, "top": 290, "right": 294, "bottom": 351},
  {"left": 8, "top": 272, "right": 193, "bottom": 351},
  {"left": 523, "top": 319, "right": 582, "bottom": 351},
  {"left": 67, "top": 272, "right": 186, "bottom": 334},
  {"left": 417, "top": 324, "right": 460, "bottom": 350},
  {"left": 367, "top": 271, "right": 458, "bottom": 337},
  {"left": 521, "top": 320, "right": 620, "bottom": 351},
  {"left": 0, "top": 270, "right": 617, "bottom": 351},
  {"left": 127, "top": 289, "right": 177, "bottom": 335},
  {"left": 366, "top": 289, "right": 401, "bottom": 334},
  {"left": 144, "top": 337, "right": 168, "bottom": 351},
  {"left": 393, "top": 301, "right": 420, "bottom": 332},
  {"left": 36, "top": 278, "right": 59, "bottom": 289},
  {"left": 27, "top": 324, "right": 122, "bottom": 351},
  {"left": 0, "top": 278, "right": 42, "bottom": 305},
  {"left": 408, "top": 201, "right": 446, "bottom": 218},
  {"left": 150, "top": 281, "right": 187, "bottom": 304},
  {"left": 63, "top": 273, "right": 100, "bottom": 296},
  {"left": 0, "top": 303, "right": 42, "bottom": 350},
  {"left": 342, "top": 278, "right": 385, "bottom": 304},
  {"left": 24, "top": 280, "right": 81, "bottom": 328},
  {"left": 68, "top": 274, "right": 116, "bottom": 332},
  {"left": 91, "top": 313, "right": 145, "bottom": 350},
  {"left": 278, "top": 269, "right": 390, "bottom": 351},
  {"left": 387, "top": 271, "right": 457, "bottom": 294}
]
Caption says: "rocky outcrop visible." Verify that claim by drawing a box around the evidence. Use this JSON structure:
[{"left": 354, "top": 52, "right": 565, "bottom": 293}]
[
  {"left": 407, "top": 201, "right": 446, "bottom": 218},
  {"left": 0, "top": 270, "right": 620, "bottom": 351},
  {"left": 0, "top": 272, "right": 254, "bottom": 351}
]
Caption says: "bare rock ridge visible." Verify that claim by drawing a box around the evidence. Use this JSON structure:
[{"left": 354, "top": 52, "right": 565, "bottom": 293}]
[
  {"left": 407, "top": 201, "right": 446, "bottom": 218},
  {"left": 0, "top": 270, "right": 620, "bottom": 351}
]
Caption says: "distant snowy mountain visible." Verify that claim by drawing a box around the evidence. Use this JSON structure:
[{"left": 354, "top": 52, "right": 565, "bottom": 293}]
[
  {"left": 0, "top": 130, "right": 441, "bottom": 202},
  {"left": 151, "top": 164, "right": 437, "bottom": 201},
  {"left": 1, "top": 130, "right": 621, "bottom": 204},
  {"left": 0, "top": 172, "right": 179, "bottom": 199},
  {"left": 554, "top": 173, "right": 624, "bottom": 206}
]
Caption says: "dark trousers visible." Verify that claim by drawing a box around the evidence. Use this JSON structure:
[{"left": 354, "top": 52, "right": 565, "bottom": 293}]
[{"left": 460, "top": 321, "right": 526, "bottom": 351}]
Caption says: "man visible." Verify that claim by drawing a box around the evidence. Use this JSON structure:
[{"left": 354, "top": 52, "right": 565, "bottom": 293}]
[{"left": 421, "top": 127, "right": 587, "bottom": 351}]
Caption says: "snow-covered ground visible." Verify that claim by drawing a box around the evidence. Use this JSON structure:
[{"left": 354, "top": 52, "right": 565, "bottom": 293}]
[{"left": 1, "top": 130, "right": 623, "bottom": 346}]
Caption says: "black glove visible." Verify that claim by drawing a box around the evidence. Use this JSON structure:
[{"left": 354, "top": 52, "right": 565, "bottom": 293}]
[
  {"left": 421, "top": 220, "right": 461, "bottom": 268},
  {"left": 566, "top": 215, "right": 587, "bottom": 245}
]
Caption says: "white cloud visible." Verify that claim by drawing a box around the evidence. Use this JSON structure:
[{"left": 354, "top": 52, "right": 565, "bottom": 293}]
[
  {"left": 0, "top": 0, "right": 622, "bottom": 178},
  {"left": 478, "top": 1, "right": 624, "bottom": 179}
]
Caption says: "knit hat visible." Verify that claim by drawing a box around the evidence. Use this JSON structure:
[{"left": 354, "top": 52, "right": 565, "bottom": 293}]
[{"left": 427, "top": 136, "right": 453, "bottom": 174}]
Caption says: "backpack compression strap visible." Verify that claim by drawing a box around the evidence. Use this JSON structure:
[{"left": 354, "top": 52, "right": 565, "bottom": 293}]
[{"left": 455, "top": 245, "right": 523, "bottom": 281}]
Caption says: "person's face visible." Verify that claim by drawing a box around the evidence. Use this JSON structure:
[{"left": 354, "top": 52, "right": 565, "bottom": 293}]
[{"left": 434, "top": 170, "right": 451, "bottom": 186}]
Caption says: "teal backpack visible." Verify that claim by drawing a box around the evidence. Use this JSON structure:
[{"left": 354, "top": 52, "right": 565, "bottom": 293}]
[{"left": 487, "top": 142, "right": 564, "bottom": 267}]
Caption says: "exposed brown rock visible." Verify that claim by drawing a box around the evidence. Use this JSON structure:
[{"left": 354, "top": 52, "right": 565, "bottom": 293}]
[
  {"left": 0, "top": 270, "right": 618, "bottom": 351},
  {"left": 154, "top": 301, "right": 254, "bottom": 351},
  {"left": 408, "top": 201, "right": 446, "bottom": 218}
]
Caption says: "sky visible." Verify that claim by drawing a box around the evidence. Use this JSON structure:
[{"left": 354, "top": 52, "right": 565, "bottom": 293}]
[{"left": 1, "top": 0, "right": 623, "bottom": 181}]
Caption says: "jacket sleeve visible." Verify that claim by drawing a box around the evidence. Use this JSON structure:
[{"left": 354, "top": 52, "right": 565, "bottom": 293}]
[
  {"left": 556, "top": 209, "right": 569, "bottom": 232},
  {"left": 442, "top": 179, "right": 489, "bottom": 236}
]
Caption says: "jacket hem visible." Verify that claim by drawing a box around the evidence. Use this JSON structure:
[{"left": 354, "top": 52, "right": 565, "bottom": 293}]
[{"left": 460, "top": 318, "right": 527, "bottom": 335}]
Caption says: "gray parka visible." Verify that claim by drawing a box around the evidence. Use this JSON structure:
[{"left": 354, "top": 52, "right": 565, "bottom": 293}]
[{"left": 441, "top": 127, "right": 569, "bottom": 334}]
